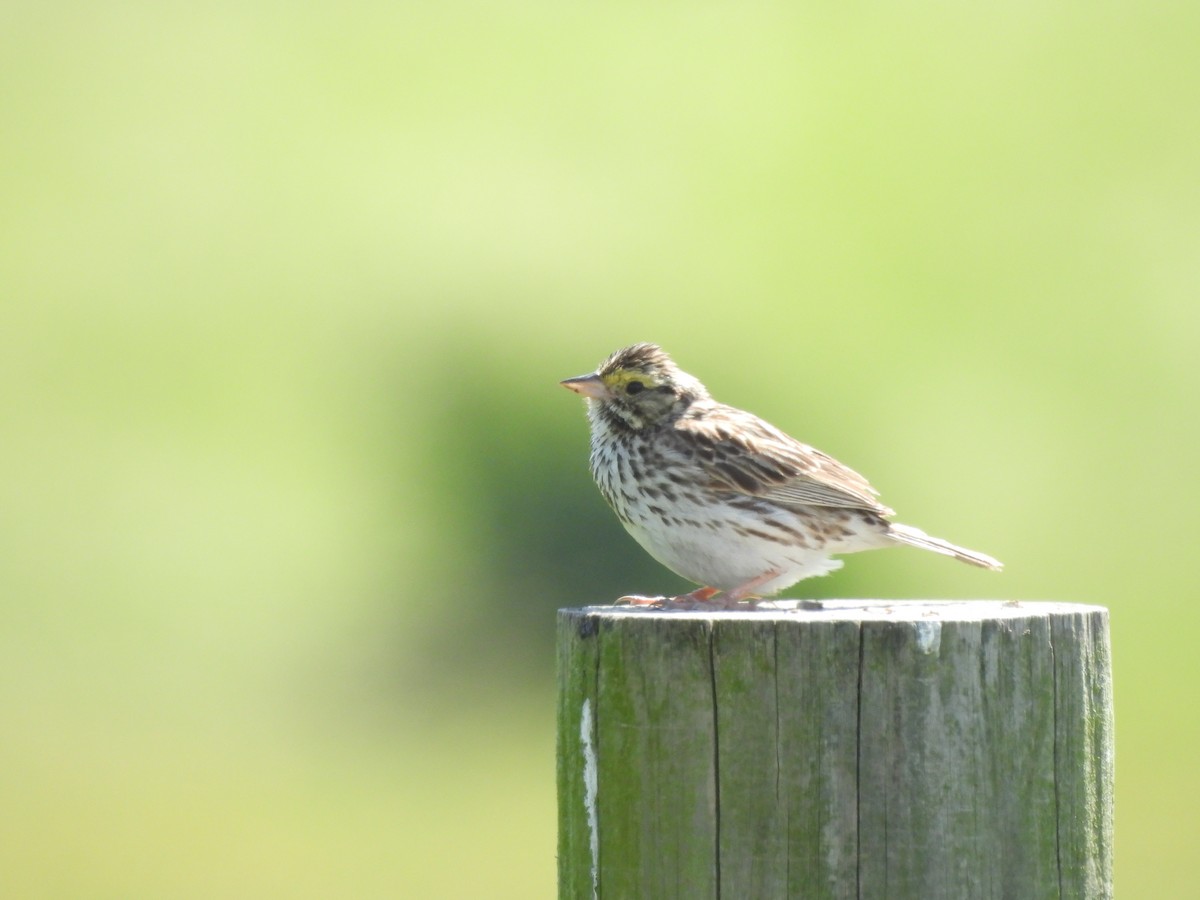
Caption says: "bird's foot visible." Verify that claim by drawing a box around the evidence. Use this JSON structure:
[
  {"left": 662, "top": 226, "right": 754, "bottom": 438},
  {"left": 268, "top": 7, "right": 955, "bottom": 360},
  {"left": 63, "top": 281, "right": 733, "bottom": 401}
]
[
  {"left": 695, "top": 570, "right": 783, "bottom": 609},
  {"left": 616, "top": 586, "right": 773, "bottom": 611},
  {"left": 616, "top": 587, "right": 728, "bottom": 610},
  {"left": 614, "top": 594, "right": 670, "bottom": 607},
  {"left": 665, "top": 587, "right": 765, "bottom": 611}
]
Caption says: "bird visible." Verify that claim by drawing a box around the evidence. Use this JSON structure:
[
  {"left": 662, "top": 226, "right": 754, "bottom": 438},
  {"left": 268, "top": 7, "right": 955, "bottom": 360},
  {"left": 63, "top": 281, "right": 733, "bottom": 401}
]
[{"left": 560, "top": 343, "right": 1001, "bottom": 608}]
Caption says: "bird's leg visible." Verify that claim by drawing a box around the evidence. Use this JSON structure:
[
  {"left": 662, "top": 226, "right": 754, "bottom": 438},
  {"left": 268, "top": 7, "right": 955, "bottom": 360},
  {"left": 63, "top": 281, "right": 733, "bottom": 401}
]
[
  {"left": 661, "top": 586, "right": 721, "bottom": 609},
  {"left": 706, "top": 569, "right": 783, "bottom": 608},
  {"left": 616, "top": 588, "right": 719, "bottom": 606},
  {"left": 615, "top": 594, "right": 668, "bottom": 606},
  {"left": 656, "top": 575, "right": 783, "bottom": 610},
  {"left": 678, "top": 586, "right": 720, "bottom": 603},
  {"left": 620, "top": 581, "right": 780, "bottom": 611},
  {"left": 623, "top": 586, "right": 720, "bottom": 610}
]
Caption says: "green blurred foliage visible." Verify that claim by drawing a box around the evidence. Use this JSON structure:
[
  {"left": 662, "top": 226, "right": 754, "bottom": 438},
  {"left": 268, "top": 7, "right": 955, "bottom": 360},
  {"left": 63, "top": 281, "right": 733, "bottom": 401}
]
[{"left": 2, "top": 1, "right": 1198, "bottom": 895}]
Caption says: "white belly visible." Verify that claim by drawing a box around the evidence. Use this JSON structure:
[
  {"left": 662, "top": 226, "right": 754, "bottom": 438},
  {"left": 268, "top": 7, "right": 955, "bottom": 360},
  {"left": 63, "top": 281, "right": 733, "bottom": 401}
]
[{"left": 620, "top": 495, "right": 852, "bottom": 594}]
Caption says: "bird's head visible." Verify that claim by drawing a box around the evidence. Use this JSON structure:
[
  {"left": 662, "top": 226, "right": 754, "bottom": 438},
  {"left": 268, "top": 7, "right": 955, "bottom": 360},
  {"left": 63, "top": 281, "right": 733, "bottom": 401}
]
[{"left": 560, "top": 343, "right": 706, "bottom": 431}]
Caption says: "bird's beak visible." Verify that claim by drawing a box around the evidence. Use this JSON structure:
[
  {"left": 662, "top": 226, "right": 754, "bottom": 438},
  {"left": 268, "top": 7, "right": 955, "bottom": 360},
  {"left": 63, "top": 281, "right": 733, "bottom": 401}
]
[{"left": 560, "top": 373, "right": 609, "bottom": 400}]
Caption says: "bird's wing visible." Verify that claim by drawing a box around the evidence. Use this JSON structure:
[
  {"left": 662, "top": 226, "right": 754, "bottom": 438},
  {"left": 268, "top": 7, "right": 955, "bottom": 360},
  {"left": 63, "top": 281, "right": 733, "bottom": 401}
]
[{"left": 674, "top": 407, "right": 893, "bottom": 514}]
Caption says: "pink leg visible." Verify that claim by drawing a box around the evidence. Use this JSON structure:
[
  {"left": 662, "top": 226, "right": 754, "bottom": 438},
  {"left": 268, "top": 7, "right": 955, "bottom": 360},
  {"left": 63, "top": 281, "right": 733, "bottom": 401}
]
[
  {"left": 615, "top": 594, "right": 668, "bottom": 606},
  {"left": 618, "top": 575, "right": 780, "bottom": 611},
  {"left": 708, "top": 569, "right": 782, "bottom": 607},
  {"left": 617, "top": 586, "right": 719, "bottom": 608}
]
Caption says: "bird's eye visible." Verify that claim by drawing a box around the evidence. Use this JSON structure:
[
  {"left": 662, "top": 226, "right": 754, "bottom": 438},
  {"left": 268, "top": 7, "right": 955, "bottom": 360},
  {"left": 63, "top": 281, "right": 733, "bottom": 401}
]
[{"left": 625, "top": 381, "right": 644, "bottom": 395}]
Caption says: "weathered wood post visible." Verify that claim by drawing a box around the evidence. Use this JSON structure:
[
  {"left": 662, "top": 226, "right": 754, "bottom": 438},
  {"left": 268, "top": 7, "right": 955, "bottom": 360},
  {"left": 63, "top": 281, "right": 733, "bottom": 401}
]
[{"left": 557, "top": 601, "right": 1113, "bottom": 899}]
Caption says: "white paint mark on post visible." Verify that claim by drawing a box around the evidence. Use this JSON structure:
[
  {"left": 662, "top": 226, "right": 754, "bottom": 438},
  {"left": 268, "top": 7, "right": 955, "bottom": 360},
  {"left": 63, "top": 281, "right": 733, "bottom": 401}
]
[
  {"left": 580, "top": 697, "right": 599, "bottom": 900},
  {"left": 914, "top": 620, "right": 942, "bottom": 655}
]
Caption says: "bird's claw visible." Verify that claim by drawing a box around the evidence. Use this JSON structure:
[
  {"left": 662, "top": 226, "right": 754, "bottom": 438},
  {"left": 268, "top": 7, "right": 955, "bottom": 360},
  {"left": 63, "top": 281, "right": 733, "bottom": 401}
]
[
  {"left": 614, "top": 595, "right": 668, "bottom": 607},
  {"left": 614, "top": 587, "right": 766, "bottom": 611}
]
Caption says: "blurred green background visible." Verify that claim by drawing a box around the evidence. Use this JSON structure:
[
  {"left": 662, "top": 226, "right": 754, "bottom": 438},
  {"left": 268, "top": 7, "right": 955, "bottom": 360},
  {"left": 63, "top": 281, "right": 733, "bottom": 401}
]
[{"left": 2, "top": 2, "right": 1197, "bottom": 896}]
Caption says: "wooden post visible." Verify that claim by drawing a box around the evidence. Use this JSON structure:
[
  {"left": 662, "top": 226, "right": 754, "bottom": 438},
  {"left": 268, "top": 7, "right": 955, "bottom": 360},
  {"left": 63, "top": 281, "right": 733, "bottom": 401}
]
[{"left": 556, "top": 601, "right": 1113, "bottom": 900}]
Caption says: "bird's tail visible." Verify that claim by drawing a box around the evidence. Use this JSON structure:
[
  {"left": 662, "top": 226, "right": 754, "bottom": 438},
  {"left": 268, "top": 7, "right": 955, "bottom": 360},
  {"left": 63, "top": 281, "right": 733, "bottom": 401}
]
[{"left": 886, "top": 522, "right": 1003, "bottom": 570}]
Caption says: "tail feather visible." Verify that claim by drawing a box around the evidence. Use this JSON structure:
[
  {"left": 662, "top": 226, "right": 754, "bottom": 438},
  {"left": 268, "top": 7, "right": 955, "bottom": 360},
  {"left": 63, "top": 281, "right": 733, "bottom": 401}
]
[{"left": 887, "top": 522, "right": 1003, "bottom": 571}]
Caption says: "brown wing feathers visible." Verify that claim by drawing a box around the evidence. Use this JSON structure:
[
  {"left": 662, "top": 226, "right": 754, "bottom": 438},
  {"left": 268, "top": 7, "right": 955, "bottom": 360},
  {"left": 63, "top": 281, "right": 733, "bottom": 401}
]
[{"left": 677, "top": 409, "right": 893, "bottom": 515}]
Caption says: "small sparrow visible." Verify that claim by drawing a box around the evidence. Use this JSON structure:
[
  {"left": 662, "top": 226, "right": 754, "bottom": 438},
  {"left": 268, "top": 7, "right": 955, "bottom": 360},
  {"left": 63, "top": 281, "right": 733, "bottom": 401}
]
[{"left": 561, "top": 343, "right": 1001, "bottom": 607}]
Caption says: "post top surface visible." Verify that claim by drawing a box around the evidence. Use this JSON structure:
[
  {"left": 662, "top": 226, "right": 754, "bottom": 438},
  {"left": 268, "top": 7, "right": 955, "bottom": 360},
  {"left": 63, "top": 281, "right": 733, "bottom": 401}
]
[{"left": 561, "top": 599, "right": 1106, "bottom": 623}]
